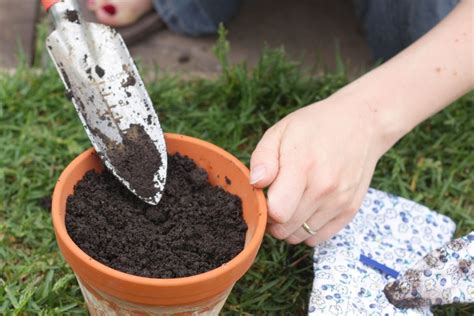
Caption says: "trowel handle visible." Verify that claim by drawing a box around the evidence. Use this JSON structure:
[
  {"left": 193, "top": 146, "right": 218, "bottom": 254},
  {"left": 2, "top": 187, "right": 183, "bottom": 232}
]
[{"left": 41, "top": 0, "right": 61, "bottom": 11}]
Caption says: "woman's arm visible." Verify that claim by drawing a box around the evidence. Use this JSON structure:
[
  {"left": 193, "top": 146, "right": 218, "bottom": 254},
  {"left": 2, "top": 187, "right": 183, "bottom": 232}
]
[
  {"left": 250, "top": 0, "right": 473, "bottom": 246},
  {"left": 338, "top": 0, "right": 474, "bottom": 153}
]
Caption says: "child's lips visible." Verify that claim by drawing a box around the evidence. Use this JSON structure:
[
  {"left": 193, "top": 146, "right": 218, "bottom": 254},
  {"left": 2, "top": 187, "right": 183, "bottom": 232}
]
[{"left": 102, "top": 4, "right": 117, "bottom": 16}]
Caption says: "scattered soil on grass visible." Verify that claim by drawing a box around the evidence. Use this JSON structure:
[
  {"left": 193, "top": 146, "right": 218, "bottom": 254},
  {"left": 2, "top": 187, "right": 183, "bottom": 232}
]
[
  {"left": 38, "top": 196, "right": 52, "bottom": 210},
  {"left": 65, "top": 153, "right": 247, "bottom": 278}
]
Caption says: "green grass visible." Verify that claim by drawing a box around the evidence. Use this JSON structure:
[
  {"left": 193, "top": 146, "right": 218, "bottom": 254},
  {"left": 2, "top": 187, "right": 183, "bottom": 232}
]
[{"left": 1, "top": 28, "right": 473, "bottom": 315}]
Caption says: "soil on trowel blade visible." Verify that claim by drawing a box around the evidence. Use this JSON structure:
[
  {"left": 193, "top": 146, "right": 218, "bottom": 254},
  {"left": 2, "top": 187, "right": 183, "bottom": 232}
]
[
  {"left": 99, "top": 124, "right": 162, "bottom": 201},
  {"left": 65, "top": 10, "right": 80, "bottom": 24},
  {"left": 65, "top": 153, "right": 247, "bottom": 278}
]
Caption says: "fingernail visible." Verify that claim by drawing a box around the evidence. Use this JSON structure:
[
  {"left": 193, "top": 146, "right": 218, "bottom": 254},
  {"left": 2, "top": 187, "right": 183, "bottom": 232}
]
[
  {"left": 102, "top": 4, "right": 116, "bottom": 15},
  {"left": 250, "top": 165, "right": 266, "bottom": 184},
  {"left": 88, "top": 0, "right": 95, "bottom": 6}
]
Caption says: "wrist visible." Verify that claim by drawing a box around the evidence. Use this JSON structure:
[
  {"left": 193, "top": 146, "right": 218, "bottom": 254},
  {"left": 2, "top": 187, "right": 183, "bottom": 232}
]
[{"left": 330, "top": 77, "right": 413, "bottom": 156}]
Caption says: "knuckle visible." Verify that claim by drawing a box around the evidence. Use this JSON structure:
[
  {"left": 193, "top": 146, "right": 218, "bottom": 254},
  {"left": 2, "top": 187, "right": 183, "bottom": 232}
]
[
  {"left": 250, "top": 149, "right": 270, "bottom": 166},
  {"left": 338, "top": 181, "right": 355, "bottom": 193},
  {"left": 268, "top": 200, "right": 291, "bottom": 224},
  {"left": 311, "top": 178, "right": 339, "bottom": 201},
  {"left": 263, "top": 124, "right": 278, "bottom": 136},
  {"left": 251, "top": 126, "right": 281, "bottom": 159},
  {"left": 325, "top": 179, "right": 339, "bottom": 194},
  {"left": 269, "top": 224, "right": 291, "bottom": 240},
  {"left": 346, "top": 202, "right": 360, "bottom": 216},
  {"left": 333, "top": 191, "right": 354, "bottom": 209},
  {"left": 304, "top": 237, "right": 320, "bottom": 247},
  {"left": 286, "top": 235, "right": 302, "bottom": 245},
  {"left": 312, "top": 231, "right": 332, "bottom": 244},
  {"left": 346, "top": 203, "right": 361, "bottom": 216},
  {"left": 279, "top": 151, "right": 305, "bottom": 169}
]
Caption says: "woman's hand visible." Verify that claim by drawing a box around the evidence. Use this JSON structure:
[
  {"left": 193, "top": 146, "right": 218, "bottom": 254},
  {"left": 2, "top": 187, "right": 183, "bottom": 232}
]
[
  {"left": 250, "top": 94, "right": 388, "bottom": 246},
  {"left": 250, "top": 0, "right": 473, "bottom": 246}
]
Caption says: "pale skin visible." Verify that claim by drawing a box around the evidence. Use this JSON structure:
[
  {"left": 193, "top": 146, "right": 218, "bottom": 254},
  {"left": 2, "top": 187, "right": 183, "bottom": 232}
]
[
  {"left": 90, "top": 0, "right": 474, "bottom": 245},
  {"left": 87, "top": 0, "right": 153, "bottom": 27},
  {"left": 250, "top": 0, "right": 474, "bottom": 246}
]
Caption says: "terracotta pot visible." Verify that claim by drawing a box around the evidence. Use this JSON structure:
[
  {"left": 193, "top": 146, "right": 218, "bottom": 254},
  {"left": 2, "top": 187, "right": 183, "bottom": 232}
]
[{"left": 52, "top": 133, "right": 267, "bottom": 315}]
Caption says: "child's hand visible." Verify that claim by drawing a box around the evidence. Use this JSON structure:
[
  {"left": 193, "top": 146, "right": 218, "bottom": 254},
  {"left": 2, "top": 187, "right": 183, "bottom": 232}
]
[{"left": 250, "top": 94, "right": 387, "bottom": 246}]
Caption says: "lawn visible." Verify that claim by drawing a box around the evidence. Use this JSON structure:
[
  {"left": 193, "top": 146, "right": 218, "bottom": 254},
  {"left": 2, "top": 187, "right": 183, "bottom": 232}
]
[{"left": 0, "top": 29, "right": 473, "bottom": 315}]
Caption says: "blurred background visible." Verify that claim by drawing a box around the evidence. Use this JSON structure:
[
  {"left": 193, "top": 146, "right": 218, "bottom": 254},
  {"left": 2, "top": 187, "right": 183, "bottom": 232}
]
[{"left": 0, "top": 0, "right": 371, "bottom": 76}]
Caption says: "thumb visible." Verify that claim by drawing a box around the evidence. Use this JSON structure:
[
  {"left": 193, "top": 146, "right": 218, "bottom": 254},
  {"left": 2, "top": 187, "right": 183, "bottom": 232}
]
[{"left": 250, "top": 124, "right": 283, "bottom": 188}]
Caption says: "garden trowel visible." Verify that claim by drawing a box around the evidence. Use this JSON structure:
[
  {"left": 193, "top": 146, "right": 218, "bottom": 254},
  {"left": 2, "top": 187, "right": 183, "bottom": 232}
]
[{"left": 42, "top": 0, "right": 167, "bottom": 205}]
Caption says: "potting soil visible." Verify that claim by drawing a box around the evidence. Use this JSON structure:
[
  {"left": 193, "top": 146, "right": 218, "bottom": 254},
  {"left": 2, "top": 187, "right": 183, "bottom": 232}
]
[
  {"left": 65, "top": 153, "right": 247, "bottom": 278},
  {"left": 104, "top": 124, "right": 162, "bottom": 200}
]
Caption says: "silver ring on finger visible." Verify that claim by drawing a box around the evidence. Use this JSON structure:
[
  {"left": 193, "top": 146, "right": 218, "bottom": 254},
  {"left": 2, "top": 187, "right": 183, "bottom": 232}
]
[{"left": 302, "top": 222, "right": 317, "bottom": 236}]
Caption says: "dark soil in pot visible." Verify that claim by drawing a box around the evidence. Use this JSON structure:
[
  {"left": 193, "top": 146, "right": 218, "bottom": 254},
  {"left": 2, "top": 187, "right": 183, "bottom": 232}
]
[{"left": 65, "top": 153, "right": 247, "bottom": 278}]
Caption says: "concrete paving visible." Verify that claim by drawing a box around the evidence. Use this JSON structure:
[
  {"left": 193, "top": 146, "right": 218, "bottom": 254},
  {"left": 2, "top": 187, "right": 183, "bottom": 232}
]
[
  {"left": 130, "top": 0, "right": 372, "bottom": 76},
  {"left": 0, "top": 0, "right": 371, "bottom": 76},
  {"left": 0, "top": 1, "right": 39, "bottom": 68}
]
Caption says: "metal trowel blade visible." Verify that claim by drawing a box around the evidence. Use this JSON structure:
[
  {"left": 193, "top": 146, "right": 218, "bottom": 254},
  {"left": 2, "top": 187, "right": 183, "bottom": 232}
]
[{"left": 46, "top": 0, "right": 167, "bottom": 205}]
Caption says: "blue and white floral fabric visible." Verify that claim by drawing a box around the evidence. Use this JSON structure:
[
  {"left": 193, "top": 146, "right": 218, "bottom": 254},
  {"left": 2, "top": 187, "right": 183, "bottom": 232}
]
[{"left": 308, "top": 188, "right": 463, "bottom": 315}]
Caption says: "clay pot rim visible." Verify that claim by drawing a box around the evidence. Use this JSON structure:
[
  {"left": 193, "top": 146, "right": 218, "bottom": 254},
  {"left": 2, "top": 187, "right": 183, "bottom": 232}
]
[{"left": 52, "top": 133, "right": 267, "bottom": 288}]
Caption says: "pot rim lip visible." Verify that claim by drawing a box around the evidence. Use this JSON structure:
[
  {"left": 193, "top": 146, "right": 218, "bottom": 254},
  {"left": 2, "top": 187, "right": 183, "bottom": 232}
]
[{"left": 52, "top": 132, "right": 268, "bottom": 288}]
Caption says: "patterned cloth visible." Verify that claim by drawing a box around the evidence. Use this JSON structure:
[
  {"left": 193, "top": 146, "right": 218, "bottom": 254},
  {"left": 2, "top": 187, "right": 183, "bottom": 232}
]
[{"left": 308, "top": 188, "right": 462, "bottom": 315}]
